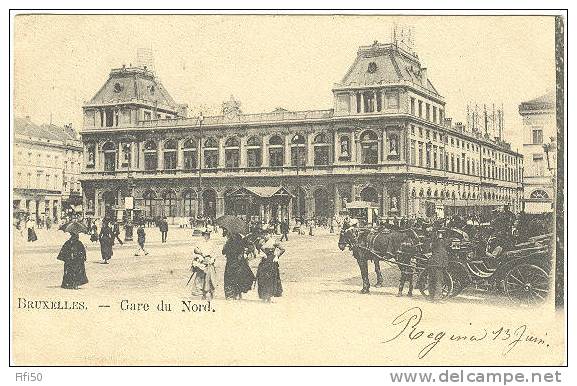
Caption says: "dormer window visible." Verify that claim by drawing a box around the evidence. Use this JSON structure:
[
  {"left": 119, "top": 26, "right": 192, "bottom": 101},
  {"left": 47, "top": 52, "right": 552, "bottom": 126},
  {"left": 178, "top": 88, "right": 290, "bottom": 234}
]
[
  {"left": 113, "top": 82, "right": 123, "bottom": 93},
  {"left": 367, "top": 62, "right": 377, "bottom": 73}
]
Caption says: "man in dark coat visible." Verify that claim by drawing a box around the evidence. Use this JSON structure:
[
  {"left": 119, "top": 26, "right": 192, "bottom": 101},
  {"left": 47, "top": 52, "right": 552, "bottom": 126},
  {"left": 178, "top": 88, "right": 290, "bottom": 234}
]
[
  {"left": 428, "top": 229, "right": 449, "bottom": 302},
  {"left": 57, "top": 232, "right": 88, "bottom": 289},
  {"left": 134, "top": 223, "right": 148, "bottom": 256},
  {"left": 280, "top": 220, "right": 289, "bottom": 241},
  {"left": 158, "top": 217, "right": 169, "bottom": 243}
]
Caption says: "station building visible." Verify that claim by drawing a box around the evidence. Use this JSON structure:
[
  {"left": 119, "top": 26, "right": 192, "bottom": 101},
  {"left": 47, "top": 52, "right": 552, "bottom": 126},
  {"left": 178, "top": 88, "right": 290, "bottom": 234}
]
[{"left": 80, "top": 41, "right": 524, "bottom": 223}]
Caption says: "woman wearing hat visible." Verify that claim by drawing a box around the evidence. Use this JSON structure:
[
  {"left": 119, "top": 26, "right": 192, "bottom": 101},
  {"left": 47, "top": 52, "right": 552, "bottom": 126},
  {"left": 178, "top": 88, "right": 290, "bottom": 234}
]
[
  {"left": 57, "top": 229, "right": 88, "bottom": 289},
  {"left": 191, "top": 229, "right": 217, "bottom": 300},
  {"left": 98, "top": 219, "right": 114, "bottom": 264},
  {"left": 222, "top": 230, "right": 255, "bottom": 300},
  {"left": 256, "top": 233, "right": 285, "bottom": 302}
]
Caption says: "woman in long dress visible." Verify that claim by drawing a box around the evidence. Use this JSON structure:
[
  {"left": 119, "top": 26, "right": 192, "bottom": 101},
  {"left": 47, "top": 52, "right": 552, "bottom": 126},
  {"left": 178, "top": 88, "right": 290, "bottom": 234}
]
[
  {"left": 191, "top": 229, "right": 217, "bottom": 300},
  {"left": 57, "top": 232, "right": 88, "bottom": 289},
  {"left": 222, "top": 231, "right": 255, "bottom": 300},
  {"left": 256, "top": 233, "right": 285, "bottom": 302},
  {"left": 99, "top": 219, "right": 114, "bottom": 264},
  {"left": 26, "top": 217, "right": 37, "bottom": 242}
]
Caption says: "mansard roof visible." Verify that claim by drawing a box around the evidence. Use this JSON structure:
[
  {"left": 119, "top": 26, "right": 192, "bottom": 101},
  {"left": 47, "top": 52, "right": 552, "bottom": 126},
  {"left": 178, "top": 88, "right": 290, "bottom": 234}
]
[
  {"left": 519, "top": 90, "right": 555, "bottom": 113},
  {"left": 336, "top": 41, "right": 440, "bottom": 96},
  {"left": 86, "top": 66, "right": 178, "bottom": 112}
]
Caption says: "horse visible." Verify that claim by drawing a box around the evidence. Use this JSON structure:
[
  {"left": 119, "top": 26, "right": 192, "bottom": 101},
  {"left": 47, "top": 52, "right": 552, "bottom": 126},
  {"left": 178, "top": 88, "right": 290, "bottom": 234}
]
[{"left": 338, "top": 226, "right": 422, "bottom": 294}]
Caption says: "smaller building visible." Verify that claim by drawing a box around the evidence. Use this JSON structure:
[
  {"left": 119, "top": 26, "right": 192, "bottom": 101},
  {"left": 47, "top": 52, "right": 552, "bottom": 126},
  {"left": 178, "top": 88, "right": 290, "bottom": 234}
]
[
  {"left": 13, "top": 117, "right": 83, "bottom": 222},
  {"left": 519, "top": 91, "right": 556, "bottom": 213}
]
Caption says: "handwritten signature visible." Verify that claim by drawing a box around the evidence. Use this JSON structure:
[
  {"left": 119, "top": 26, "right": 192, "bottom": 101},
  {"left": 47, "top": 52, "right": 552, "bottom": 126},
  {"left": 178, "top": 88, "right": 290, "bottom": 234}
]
[{"left": 383, "top": 307, "right": 549, "bottom": 359}]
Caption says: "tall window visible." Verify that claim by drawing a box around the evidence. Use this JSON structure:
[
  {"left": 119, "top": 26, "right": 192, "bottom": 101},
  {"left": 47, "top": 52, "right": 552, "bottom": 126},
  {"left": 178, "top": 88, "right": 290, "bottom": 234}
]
[
  {"left": 183, "top": 191, "right": 197, "bottom": 217},
  {"left": 143, "top": 140, "right": 158, "bottom": 171},
  {"left": 224, "top": 137, "right": 240, "bottom": 169},
  {"left": 339, "top": 135, "right": 351, "bottom": 160},
  {"left": 246, "top": 136, "right": 262, "bottom": 168},
  {"left": 532, "top": 128, "right": 543, "bottom": 144},
  {"left": 313, "top": 133, "right": 330, "bottom": 166},
  {"left": 163, "top": 190, "right": 177, "bottom": 217},
  {"left": 410, "top": 140, "right": 416, "bottom": 166},
  {"left": 418, "top": 142, "right": 423, "bottom": 166},
  {"left": 410, "top": 97, "right": 415, "bottom": 115},
  {"left": 360, "top": 130, "right": 378, "bottom": 164},
  {"left": 143, "top": 190, "right": 155, "bottom": 217},
  {"left": 363, "top": 92, "right": 375, "bottom": 113},
  {"left": 203, "top": 137, "right": 219, "bottom": 169},
  {"left": 269, "top": 135, "right": 284, "bottom": 167},
  {"left": 183, "top": 139, "right": 197, "bottom": 170},
  {"left": 163, "top": 139, "right": 177, "bottom": 170},
  {"left": 426, "top": 103, "right": 430, "bottom": 121},
  {"left": 418, "top": 100, "right": 423, "bottom": 118},
  {"left": 102, "top": 142, "right": 116, "bottom": 172},
  {"left": 291, "top": 134, "right": 306, "bottom": 166}
]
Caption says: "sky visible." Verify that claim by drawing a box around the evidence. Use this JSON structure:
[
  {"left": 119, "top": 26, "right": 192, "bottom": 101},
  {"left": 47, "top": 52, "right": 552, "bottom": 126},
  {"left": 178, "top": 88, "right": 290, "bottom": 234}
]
[{"left": 13, "top": 14, "right": 557, "bottom": 151}]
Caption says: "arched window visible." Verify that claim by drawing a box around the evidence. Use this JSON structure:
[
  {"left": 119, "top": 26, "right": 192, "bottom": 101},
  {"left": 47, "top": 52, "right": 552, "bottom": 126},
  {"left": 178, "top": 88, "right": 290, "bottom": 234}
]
[
  {"left": 143, "top": 190, "right": 156, "bottom": 217},
  {"left": 182, "top": 190, "right": 197, "bottom": 217},
  {"left": 246, "top": 136, "right": 262, "bottom": 168},
  {"left": 269, "top": 135, "right": 284, "bottom": 168},
  {"left": 313, "top": 133, "right": 330, "bottom": 166},
  {"left": 143, "top": 140, "right": 158, "bottom": 171},
  {"left": 291, "top": 134, "right": 306, "bottom": 167},
  {"left": 163, "top": 190, "right": 177, "bottom": 217},
  {"left": 224, "top": 137, "right": 240, "bottom": 169},
  {"left": 203, "top": 137, "right": 218, "bottom": 169},
  {"left": 530, "top": 190, "right": 549, "bottom": 199},
  {"left": 102, "top": 142, "right": 116, "bottom": 172},
  {"left": 164, "top": 139, "right": 177, "bottom": 170},
  {"left": 360, "top": 130, "right": 378, "bottom": 164},
  {"left": 360, "top": 186, "right": 379, "bottom": 204},
  {"left": 183, "top": 139, "right": 197, "bottom": 170}
]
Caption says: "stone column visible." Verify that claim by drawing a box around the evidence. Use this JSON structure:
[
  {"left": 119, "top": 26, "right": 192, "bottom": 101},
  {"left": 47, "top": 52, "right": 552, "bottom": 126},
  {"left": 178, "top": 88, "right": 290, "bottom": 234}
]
[
  {"left": 261, "top": 134, "right": 269, "bottom": 167},
  {"left": 334, "top": 184, "right": 341, "bottom": 216},
  {"left": 130, "top": 141, "right": 137, "bottom": 169},
  {"left": 218, "top": 137, "right": 226, "bottom": 169},
  {"left": 157, "top": 140, "right": 164, "bottom": 170},
  {"left": 95, "top": 143, "right": 101, "bottom": 170},
  {"left": 239, "top": 135, "right": 247, "bottom": 168},
  {"left": 216, "top": 192, "right": 225, "bottom": 218},
  {"left": 350, "top": 93, "right": 357, "bottom": 115},
  {"left": 284, "top": 135, "right": 291, "bottom": 167},
  {"left": 306, "top": 133, "right": 314, "bottom": 167},
  {"left": 361, "top": 93, "right": 366, "bottom": 113},
  {"left": 138, "top": 141, "right": 145, "bottom": 170},
  {"left": 177, "top": 139, "right": 184, "bottom": 169}
]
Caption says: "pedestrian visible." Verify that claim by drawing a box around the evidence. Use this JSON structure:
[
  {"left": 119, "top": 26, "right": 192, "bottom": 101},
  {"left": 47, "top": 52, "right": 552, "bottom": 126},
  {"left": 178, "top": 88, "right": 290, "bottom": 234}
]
[
  {"left": 280, "top": 219, "right": 289, "bottom": 241},
  {"left": 112, "top": 221, "right": 124, "bottom": 245},
  {"left": 256, "top": 233, "right": 285, "bottom": 302},
  {"left": 26, "top": 216, "right": 37, "bottom": 242},
  {"left": 222, "top": 230, "right": 255, "bottom": 300},
  {"left": 99, "top": 219, "right": 114, "bottom": 264},
  {"left": 159, "top": 217, "right": 168, "bottom": 243},
  {"left": 134, "top": 223, "right": 149, "bottom": 256},
  {"left": 90, "top": 222, "right": 98, "bottom": 242},
  {"left": 308, "top": 219, "right": 315, "bottom": 236},
  {"left": 57, "top": 231, "right": 88, "bottom": 289},
  {"left": 428, "top": 229, "right": 449, "bottom": 302},
  {"left": 190, "top": 229, "right": 217, "bottom": 300}
]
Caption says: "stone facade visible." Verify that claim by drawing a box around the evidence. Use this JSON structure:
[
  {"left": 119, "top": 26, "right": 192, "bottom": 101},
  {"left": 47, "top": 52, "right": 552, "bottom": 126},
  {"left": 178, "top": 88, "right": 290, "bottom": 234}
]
[
  {"left": 81, "top": 42, "right": 524, "bottom": 223},
  {"left": 519, "top": 91, "right": 556, "bottom": 213}
]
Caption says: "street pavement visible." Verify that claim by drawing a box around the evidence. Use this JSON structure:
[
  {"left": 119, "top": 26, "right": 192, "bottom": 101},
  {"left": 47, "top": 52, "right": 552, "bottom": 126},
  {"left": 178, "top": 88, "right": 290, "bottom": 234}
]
[{"left": 11, "top": 226, "right": 564, "bottom": 365}]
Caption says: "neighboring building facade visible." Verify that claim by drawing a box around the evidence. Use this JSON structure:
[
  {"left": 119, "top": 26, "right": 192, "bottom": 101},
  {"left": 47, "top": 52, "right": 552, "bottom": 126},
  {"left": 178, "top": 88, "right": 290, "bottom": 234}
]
[
  {"left": 80, "top": 42, "right": 523, "bottom": 223},
  {"left": 13, "top": 117, "right": 83, "bottom": 221},
  {"left": 519, "top": 91, "right": 556, "bottom": 213}
]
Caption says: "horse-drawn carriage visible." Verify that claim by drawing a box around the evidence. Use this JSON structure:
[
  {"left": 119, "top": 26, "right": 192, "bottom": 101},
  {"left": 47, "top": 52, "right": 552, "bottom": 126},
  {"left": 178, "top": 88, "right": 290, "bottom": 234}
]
[{"left": 338, "top": 224, "right": 553, "bottom": 304}]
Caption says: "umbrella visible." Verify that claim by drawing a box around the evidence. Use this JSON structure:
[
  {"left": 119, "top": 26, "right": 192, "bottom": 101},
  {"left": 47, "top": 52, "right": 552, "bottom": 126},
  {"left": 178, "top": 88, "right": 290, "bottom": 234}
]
[
  {"left": 216, "top": 215, "right": 248, "bottom": 235},
  {"left": 64, "top": 221, "right": 89, "bottom": 235}
]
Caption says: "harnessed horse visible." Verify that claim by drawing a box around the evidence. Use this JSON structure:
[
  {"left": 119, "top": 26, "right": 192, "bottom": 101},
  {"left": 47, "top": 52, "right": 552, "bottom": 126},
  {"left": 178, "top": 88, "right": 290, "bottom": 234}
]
[{"left": 338, "top": 226, "right": 422, "bottom": 294}]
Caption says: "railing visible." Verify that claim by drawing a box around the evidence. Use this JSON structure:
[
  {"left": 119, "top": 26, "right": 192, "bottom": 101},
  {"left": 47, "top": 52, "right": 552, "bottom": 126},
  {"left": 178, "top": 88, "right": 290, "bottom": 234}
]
[{"left": 136, "top": 109, "right": 334, "bottom": 128}]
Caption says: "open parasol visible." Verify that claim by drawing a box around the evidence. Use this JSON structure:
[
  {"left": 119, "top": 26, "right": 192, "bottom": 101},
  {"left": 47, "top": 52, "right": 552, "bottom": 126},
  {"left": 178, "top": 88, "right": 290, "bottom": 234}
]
[
  {"left": 216, "top": 215, "right": 248, "bottom": 235},
  {"left": 64, "top": 221, "right": 89, "bottom": 235}
]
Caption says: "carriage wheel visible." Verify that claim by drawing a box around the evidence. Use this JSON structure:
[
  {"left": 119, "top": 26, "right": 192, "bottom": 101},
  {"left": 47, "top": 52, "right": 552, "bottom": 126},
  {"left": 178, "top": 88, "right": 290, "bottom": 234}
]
[
  {"left": 417, "top": 268, "right": 454, "bottom": 300},
  {"left": 448, "top": 264, "right": 471, "bottom": 297},
  {"left": 504, "top": 264, "right": 549, "bottom": 305}
]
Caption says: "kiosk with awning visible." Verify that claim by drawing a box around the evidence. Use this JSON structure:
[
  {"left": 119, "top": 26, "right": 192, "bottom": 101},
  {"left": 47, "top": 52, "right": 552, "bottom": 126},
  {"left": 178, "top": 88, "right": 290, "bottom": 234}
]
[
  {"left": 226, "top": 186, "right": 293, "bottom": 223},
  {"left": 345, "top": 200, "right": 379, "bottom": 226}
]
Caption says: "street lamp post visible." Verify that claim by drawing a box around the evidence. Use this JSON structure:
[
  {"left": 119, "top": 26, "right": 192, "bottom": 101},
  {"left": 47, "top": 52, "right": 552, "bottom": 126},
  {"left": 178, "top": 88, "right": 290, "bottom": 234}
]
[
  {"left": 197, "top": 113, "right": 204, "bottom": 221},
  {"left": 292, "top": 134, "right": 303, "bottom": 222}
]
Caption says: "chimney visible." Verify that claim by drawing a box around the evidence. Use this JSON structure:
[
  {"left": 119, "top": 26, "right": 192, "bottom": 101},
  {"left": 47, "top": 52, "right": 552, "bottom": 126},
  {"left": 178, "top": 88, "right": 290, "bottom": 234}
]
[{"left": 443, "top": 117, "right": 452, "bottom": 128}]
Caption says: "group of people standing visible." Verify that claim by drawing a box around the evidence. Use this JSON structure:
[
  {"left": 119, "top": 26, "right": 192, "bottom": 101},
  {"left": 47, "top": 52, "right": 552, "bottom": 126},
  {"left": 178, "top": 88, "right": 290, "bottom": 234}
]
[{"left": 189, "top": 229, "right": 285, "bottom": 303}]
